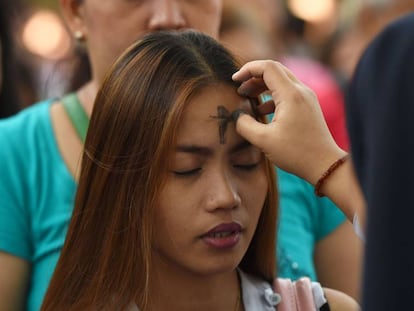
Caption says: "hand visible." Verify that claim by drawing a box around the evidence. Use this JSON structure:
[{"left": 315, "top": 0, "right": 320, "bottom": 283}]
[{"left": 232, "top": 60, "right": 347, "bottom": 185}]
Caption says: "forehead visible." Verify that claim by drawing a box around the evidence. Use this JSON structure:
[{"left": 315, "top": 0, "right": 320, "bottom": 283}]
[{"left": 176, "top": 84, "right": 252, "bottom": 140}]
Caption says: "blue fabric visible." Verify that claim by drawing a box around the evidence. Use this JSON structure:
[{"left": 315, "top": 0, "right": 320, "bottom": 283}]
[
  {"left": 0, "top": 100, "right": 76, "bottom": 311},
  {"left": 276, "top": 168, "right": 346, "bottom": 280}
]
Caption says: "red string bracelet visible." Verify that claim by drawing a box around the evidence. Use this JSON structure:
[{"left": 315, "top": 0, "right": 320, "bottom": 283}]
[{"left": 314, "top": 155, "right": 349, "bottom": 197}]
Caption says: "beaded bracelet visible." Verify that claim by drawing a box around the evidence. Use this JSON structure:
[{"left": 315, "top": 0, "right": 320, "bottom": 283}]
[{"left": 314, "top": 155, "right": 349, "bottom": 197}]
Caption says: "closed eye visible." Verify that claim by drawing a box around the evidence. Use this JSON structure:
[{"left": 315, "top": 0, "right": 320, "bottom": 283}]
[
  {"left": 233, "top": 163, "right": 260, "bottom": 171},
  {"left": 173, "top": 168, "right": 202, "bottom": 177}
]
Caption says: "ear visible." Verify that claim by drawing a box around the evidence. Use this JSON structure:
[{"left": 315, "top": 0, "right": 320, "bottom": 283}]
[{"left": 60, "top": 0, "right": 87, "bottom": 39}]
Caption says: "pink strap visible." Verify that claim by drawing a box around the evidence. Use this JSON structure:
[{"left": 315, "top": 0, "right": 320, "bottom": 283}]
[{"left": 273, "top": 277, "right": 315, "bottom": 311}]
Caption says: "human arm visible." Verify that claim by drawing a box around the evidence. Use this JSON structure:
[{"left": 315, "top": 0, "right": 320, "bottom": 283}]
[
  {"left": 323, "top": 287, "right": 360, "bottom": 311},
  {"left": 315, "top": 221, "right": 363, "bottom": 302},
  {"left": 277, "top": 168, "right": 362, "bottom": 301},
  {"left": 232, "top": 60, "right": 365, "bottom": 232},
  {"left": 0, "top": 252, "right": 30, "bottom": 311},
  {"left": 0, "top": 114, "right": 36, "bottom": 311},
  {"left": 0, "top": 165, "right": 31, "bottom": 311}
]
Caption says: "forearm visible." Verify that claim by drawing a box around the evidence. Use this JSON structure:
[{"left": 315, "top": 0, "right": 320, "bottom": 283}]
[{"left": 316, "top": 159, "right": 366, "bottom": 232}]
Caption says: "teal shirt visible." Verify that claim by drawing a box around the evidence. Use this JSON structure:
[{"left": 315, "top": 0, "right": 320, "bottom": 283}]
[
  {"left": 0, "top": 100, "right": 76, "bottom": 311},
  {"left": 276, "top": 168, "right": 346, "bottom": 280},
  {"left": 0, "top": 101, "right": 345, "bottom": 310}
]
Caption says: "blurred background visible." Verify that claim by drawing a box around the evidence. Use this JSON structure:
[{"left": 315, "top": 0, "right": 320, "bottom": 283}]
[{"left": 4, "top": 0, "right": 414, "bottom": 108}]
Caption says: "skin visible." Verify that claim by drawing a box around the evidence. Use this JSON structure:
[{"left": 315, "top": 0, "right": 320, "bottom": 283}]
[
  {"left": 211, "top": 105, "right": 232, "bottom": 144},
  {"left": 0, "top": 254, "right": 29, "bottom": 311},
  {"left": 148, "top": 84, "right": 268, "bottom": 310},
  {"left": 324, "top": 288, "right": 361, "bottom": 311},
  {"left": 315, "top": 221, "right": 363, "bottom": 301},
  {"left": 62, "top": 0, "right": 223, "bottom": 92},
  {"left": 0, "top": 1, "right": 223, "bottom": 310}
]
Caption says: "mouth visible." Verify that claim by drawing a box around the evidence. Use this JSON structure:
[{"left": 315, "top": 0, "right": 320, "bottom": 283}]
[
  {"left": 201, "top": 222, "right": 242, "bottom": 249},
  {"left": 203, "top": 222, "right": 242, "bottom": 236},
  {"left": 205, "top": 231, "right": 236, "bottom": 238}
]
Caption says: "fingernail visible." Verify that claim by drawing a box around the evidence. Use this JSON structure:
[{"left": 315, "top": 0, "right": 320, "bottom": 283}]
[{"left": 231, "top": 109, "right": 246, "bottom": 123}]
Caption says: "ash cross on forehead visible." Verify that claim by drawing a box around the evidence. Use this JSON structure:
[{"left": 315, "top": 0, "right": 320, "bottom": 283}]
[{"left": 210, "top": 106, "right": 245, "bottom": 144}]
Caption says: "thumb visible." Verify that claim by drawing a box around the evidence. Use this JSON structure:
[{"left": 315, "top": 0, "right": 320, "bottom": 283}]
[{"left": 235, "top": 113, "right": 269, "bottom": 149}]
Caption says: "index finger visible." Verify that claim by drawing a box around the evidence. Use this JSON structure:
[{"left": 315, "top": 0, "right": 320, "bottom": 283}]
[{"left": 232, "top": 60, "right": 297, "bottom": 95}]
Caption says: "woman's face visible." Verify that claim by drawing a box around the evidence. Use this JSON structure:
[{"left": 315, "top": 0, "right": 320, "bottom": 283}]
[
  {"left": 65, "top": 0, "right": 222, "bottom": 83},
  {"left": 152, "top": 84, "right": 268, "bottom": 277}
]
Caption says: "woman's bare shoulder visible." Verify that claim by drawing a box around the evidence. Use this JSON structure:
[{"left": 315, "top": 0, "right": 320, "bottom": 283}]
[{"left": 323, "top": 287, "right": 361, "bottom": 311}]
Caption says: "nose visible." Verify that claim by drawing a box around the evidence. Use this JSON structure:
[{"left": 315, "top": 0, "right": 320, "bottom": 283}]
[
  {"left": 205, "top": 170, "right": 242, "bottom": 212},
  {"left": 148, "top": 0, "right": 187, "bottom": 31}
]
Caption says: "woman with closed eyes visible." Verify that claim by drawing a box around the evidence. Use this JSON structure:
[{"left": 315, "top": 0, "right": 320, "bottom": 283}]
[{"left": 41, "top": 30, "right": 359, "bottom": 311}]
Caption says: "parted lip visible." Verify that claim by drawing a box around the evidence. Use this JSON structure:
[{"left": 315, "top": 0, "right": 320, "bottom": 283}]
[{"left": 202, "top": 222, "right": 242, "bottom": 237}]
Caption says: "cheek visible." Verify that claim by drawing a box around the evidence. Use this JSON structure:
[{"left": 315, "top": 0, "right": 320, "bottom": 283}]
[
  {"left": 84, "top": 6, "right": 144, "bottom": 49},
  {"left": 91, "top": 22, "right": 136, "bottom": 52},
  {"left": 241, "top": 170, "right": 268, "bottom": 218},
  {"left": 190, "top": 4, "right": 221, "bottom": 38},
  {"left": 153, "top": 183, "right": 198, "bottom": 240}
]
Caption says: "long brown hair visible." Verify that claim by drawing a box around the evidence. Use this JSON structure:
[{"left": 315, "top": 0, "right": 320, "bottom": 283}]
[{"left": 41, "top": 30, "right": 278, "bottom": 310}]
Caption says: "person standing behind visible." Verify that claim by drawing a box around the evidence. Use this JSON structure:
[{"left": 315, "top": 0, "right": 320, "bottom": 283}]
[{"left": 346, "top": 13, "right": 414, "bottom": 311}]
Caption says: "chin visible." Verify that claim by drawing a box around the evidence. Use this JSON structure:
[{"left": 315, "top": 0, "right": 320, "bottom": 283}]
[{"left": 188, "top": 254, "right": 243, "bottom": 277}]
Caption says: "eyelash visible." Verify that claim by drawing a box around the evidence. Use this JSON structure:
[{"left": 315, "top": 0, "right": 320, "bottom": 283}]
[
  {"left": 173, "top": 163, "right": 259, "bottom": 177},
  {"left": 173, "top": 168, "right": 202, "bottom": 177},
  {"left": 233, "top": 163, "right": 260, "bottom": 171}
]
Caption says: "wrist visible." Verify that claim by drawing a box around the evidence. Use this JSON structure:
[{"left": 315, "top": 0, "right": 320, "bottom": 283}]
[
  {"left": 314, "top": 154, "right": 349, "bottom": 197},
  {"left": 305, "top": 148, "right": 348, "bottom": 186}
]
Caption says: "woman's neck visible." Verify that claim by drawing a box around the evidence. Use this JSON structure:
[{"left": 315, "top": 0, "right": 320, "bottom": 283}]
[
  {"left": 76, "top": 81, "right": 99, "bottom": 117},
  {"left": 143, "top": 260, "right": 242, "bottom": 311}
]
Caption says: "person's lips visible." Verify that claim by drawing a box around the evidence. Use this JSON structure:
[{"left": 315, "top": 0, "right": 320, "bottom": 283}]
[{"left": 201, "top": 222, "right": 242, "bottom": 249}]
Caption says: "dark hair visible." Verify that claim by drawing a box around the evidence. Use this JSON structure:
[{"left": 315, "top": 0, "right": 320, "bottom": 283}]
[
  {"left": 66, "top": 44, "right": 91, "bottom": 91},
  {"left": 0, "top": 0, "right": 22, "bottom": 117},
  {"left": 41, "top": 30, "right": 277, "bottom": 310}
]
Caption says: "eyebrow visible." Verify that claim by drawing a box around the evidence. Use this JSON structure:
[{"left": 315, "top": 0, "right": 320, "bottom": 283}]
[
  {"left": 175, "top": 140, "right": 253, "bottom": 156},
  {"left": 229, "top": 140, "right": 253, "bottom": 153}
]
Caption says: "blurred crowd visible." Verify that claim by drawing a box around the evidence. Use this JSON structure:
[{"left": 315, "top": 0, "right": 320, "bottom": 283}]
[
  {"left": 2, "top": 0, "right": 413, "bottom": 117},
  {"left": 1, "top": 0, "right": 413, "bottom": 310}
]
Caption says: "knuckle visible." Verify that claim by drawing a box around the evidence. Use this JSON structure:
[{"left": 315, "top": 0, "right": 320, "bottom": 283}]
[{"left": 288, "top": 88, "right": 306, "bottom": 103}]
